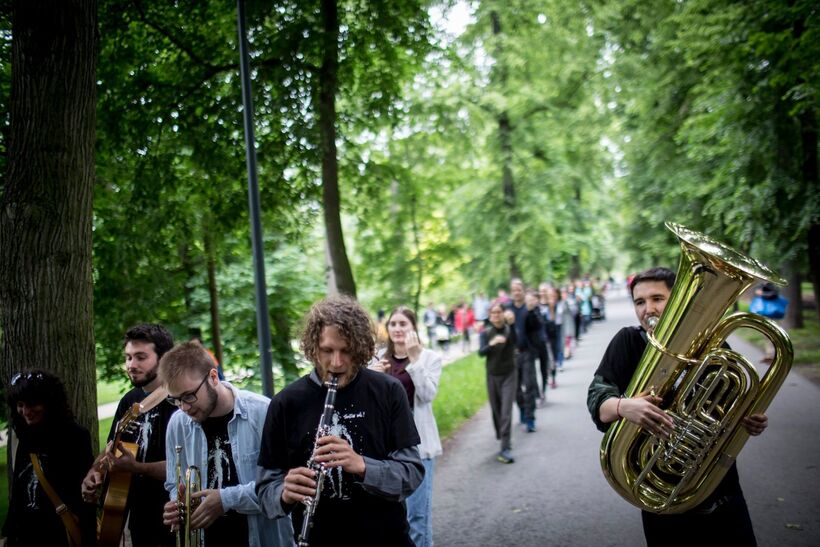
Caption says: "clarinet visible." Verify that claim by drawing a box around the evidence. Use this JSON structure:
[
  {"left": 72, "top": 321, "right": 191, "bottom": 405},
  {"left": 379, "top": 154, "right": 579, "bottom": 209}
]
[{"left": 297, "top": 373, "right": 340, "bottom": 547}]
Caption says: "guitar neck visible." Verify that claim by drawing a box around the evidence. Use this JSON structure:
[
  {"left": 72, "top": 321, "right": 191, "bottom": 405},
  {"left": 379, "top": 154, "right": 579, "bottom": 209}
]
[{"left": 139, "top": 386, "right": 168, "bottom": 413}]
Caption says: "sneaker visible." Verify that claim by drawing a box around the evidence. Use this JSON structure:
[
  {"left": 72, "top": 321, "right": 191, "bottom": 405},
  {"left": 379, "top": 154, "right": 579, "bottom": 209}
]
[
  {"left": 497, "top": 449, "right": 515, "bottom": 464},
  {"left": 526, "top": 419, "right": 536, "bottom": 433},
  {"left": 550, "top": 380, "right": 557, "bottom": 389}
]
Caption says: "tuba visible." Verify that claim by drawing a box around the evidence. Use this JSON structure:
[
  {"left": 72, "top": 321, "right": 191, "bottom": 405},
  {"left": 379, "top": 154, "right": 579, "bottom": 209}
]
[{"left": 600, "top": 222, "right": 793, "bottom": 514}]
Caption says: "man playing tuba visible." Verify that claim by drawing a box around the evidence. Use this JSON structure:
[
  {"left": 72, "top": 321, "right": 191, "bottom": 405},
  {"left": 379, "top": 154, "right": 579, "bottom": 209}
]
[{"left": 587, "top": 267, "right": 768, "bottom": 546}]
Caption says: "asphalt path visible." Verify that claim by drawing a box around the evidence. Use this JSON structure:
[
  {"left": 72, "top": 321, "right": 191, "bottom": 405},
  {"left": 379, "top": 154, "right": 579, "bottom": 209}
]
[{"left": 432, "top": 292, "right": 820, "bottom": 546}]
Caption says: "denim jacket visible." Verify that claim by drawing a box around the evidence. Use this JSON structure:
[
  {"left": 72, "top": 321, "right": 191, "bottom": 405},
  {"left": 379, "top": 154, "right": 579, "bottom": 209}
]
[{"left": 164, "top": 381, "right": 294, "bottom": 547}]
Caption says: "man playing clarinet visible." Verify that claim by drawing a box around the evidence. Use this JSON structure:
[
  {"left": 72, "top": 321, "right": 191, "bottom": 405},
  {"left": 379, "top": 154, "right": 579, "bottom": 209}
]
[{"left": 256, "top": 295, "right": 424, "bottom": 546}]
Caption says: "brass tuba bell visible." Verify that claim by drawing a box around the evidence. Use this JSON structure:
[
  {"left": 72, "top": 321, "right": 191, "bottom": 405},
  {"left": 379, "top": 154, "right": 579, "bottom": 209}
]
[{"left": 600, "top": 222, "right": 793, "bottom": 514}]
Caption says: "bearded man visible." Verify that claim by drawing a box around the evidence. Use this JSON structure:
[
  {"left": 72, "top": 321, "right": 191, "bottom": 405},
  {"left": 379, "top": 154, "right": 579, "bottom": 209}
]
[
  {"left": 256, "top": 295, "right": 424, "bottom": 546},
  {"left": 82, "top": 323, "right": 177, "bottom": 547}
]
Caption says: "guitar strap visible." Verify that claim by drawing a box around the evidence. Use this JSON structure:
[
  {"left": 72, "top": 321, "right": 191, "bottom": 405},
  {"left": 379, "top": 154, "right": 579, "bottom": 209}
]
[{"left": 29, "top": 453, "right": 84, "bottom": 547}]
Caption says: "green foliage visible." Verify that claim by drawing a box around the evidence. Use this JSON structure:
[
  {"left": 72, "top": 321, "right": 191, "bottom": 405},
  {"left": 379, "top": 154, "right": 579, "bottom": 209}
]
[
  {"left": 443, "top": 0, "right": 618, "bottom": 286},
  {"left": 350, "top": 1, "right": 622, "bottom": 313},
  {"left": 790, "top": 310, "right": 820, "bottom": 366},
  {"left": 433, "top": 353, "right": 488, "bottom": 440},
  {"left": 97, "top": 378, "right": 127, "bottom": 406},
  {"left": 594, "top": 0, "right": 819, "bottom": 272},
  {"left": 88, "top": 0, "right": 439, "bottom": 382},
  {"left": 4, "top": 0, "right": 815, "bottom": 405}
]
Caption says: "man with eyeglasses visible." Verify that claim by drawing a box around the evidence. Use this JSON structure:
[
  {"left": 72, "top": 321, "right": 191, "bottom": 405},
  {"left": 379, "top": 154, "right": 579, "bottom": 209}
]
[
  {"left": 81, "top": 323, "right": 177, "bottom": 546},
  {"left": 159, "top": 341, "right": 294, "bottom": 547}
]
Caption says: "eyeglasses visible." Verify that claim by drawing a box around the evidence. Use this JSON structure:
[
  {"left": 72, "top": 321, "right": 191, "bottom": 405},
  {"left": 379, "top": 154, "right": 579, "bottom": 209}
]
[
  {"left": 10, "top": 372, "right": 44, "bottom": 385},
  {"left": 165, "top": 373, "right": 211, "bottom": 407}
]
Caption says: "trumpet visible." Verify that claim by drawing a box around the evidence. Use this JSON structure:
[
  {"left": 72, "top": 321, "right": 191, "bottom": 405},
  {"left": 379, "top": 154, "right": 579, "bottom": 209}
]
[{"left": 174, "top": 446, "right": 203, "bottom": 547}]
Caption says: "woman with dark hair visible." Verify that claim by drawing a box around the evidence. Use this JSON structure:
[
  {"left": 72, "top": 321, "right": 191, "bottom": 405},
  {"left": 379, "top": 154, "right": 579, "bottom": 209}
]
[
  {"left": 370, "top": 306, "right": 442, "bottom": 547},
  {"left": 3, "top": 370, "right": 95, "bottom": 546}
]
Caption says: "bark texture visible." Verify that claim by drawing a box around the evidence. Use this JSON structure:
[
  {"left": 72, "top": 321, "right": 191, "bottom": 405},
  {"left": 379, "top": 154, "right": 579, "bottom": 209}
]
[
  {"left": 0, "top": 0, "right": 99, "bottom": 441},
  {"left": 318, "top": 0, "right": 356, "bottom": 297}
]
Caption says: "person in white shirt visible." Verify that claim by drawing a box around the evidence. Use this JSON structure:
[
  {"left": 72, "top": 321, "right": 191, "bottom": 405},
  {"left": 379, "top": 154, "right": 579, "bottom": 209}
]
[{"left": 371, "top": 306, "right": 443, "bottom": 547}]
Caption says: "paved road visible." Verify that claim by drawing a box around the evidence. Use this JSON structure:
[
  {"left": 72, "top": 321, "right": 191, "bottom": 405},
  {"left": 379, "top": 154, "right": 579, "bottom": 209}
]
[{"left": 433, "top": 293, "right": 820, "bottom": 546}]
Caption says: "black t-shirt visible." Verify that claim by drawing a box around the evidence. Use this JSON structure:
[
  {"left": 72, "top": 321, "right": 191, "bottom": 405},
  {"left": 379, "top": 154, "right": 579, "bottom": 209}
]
[
  {"left": 504, "top": 302, "right": 530, "bottom": 350},
  {"left": 478, "top": 323, "right": 516, "bottom": 376},
  {"left": 594, "top": 326, "right": 650, "bottom": 393},
  {"left": 200, "top": 410, "right": 249, "bottom": 546},
  {"left": 258, "top": 368, "right": 420, "bottom": 546},
  {"left": 594, "top": 326, "right": 743, "bottom": 509},
  {"left": 3, "top": 420, "right": 95, "bottom": 547},
  {"left": 108, "top": 387, "right": 177, "bottom": 547}
]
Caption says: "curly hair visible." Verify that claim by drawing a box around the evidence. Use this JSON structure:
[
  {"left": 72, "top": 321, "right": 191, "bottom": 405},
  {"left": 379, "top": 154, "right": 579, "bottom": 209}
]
[
  {"left": 7, "top": 369, "right": 73, "bottom": 432},
  {"left": 300, "top": 295, "right": 375, "bottom": 368},
  {"left": 124, "top": 323, "right": 174, "bottom": 360}
]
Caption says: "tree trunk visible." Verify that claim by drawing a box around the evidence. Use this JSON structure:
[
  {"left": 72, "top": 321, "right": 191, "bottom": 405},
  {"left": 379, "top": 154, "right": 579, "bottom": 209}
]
[
  {"left": 179, "top": 237, "right": 195, "bottom": 315},
  {"left": 203, "top": 222, "right": 224, "bottom": 367},
  {"left": 0, "top": 0, "right": 98, "bottom": 444},
  {"left": 798, "top": 108, "right": 819, "bottom": 321},
  {"left": 269, "top": 307, "right": 298, "bottom": 383},
  {"left": 569, "top": 181, "right": 583, "bottom": 280},
  {"left": 410, "top": 192, "right": 423, "bottom": 316},
  {"left": 780, "top": 260, "right": 803, "bottom": 329},
  {"left": 809, "top": 222, "right": 820, "bottom": 322},
  {"left": 318, "top": 0, "right": 356, "bottom": 297},
  {"left": 491, "top": 11, "right": 521, "bottom": 281}
]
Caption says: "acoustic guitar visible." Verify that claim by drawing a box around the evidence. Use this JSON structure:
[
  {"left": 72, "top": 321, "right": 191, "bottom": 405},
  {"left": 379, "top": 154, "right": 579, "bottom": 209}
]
[{"left": 97, "top": 387, "right": 167, "bottom": 547}]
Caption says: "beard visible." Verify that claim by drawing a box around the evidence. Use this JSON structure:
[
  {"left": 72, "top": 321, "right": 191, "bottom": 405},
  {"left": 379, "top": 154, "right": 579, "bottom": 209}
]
[
  {"left": 132, "top": 367, "right": 158, "bottom": 388},
  {"left": 194, "top": 382, "right": 219, "bottom": 422},
  {"left": 318, "top": 365, "right": 359, "bottom": 389}
]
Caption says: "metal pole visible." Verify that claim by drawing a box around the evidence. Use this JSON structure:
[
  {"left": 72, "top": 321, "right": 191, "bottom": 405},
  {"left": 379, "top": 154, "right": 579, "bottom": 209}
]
[{"left": 236, "top": 0, "right": 274, "bottom": 397}]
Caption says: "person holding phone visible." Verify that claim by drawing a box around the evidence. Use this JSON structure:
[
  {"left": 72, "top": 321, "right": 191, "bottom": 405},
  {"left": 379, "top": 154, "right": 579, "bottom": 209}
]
[{"left": 370, "top": 306, "right": 442, "bottom": 547}]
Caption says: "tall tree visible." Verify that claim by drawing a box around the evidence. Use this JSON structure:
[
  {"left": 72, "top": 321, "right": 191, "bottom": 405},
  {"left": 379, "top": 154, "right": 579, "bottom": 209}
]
[
  {"left": 318, "top": 0, "right": 356, "bottom": 296},
  {"left": 437, "top": 0, "right": 611, "bottom": 288},
  {"left": 596, "top": 0, "right": 819, "bottom": 306},
  {"left": 0, "top": 0, "right": 98, "bottom": 439}
]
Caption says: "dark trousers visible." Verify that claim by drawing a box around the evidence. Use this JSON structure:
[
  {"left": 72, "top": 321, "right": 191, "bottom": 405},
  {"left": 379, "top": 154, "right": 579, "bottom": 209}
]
[
  {"left": 641, "top": 493, "right": 756, "bottom": 547},
  {"left": 487, "top": 370, "right": 517, "bottom": 451},
  {"left": 535, "top": 343, "right": 551, "bottom": 393},
  {"left": 515, "top": 350, "right": 538, "bottom": 421}
]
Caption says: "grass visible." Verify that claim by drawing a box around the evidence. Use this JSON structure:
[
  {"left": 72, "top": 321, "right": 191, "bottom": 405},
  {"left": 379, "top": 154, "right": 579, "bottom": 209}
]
[
  {"left": 97, "top": 378, "right": 127, "bottom": 405},
  {"left": 433, "top": 352, "right": 488, "bottom": 440},
  {"left": 99, "top": 416, "right": 114, "bottom": 447}
]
